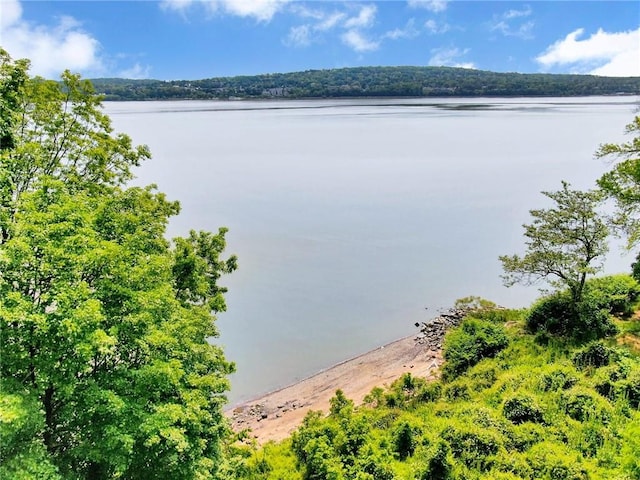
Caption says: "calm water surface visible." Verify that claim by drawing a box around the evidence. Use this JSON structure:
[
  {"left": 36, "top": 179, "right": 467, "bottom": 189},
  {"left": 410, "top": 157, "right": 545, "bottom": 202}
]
[{"left": 104, "top": 97, "right": 639, "bottom": 404}]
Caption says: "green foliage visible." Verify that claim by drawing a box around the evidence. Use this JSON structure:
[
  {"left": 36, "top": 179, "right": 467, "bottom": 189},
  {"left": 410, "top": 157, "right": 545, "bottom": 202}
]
[
  {"left": 440, "top": 424, "right": 501, "bottom": 471},
  {"left": 0, "top": 50, "right": 236, "bottom": 479},
  {"left": 503, "top": 395, "right": 544, "bottom": 425},
  {"left": 89, "top": 67, "right": 640, "bottom": 101},
  {"left": 391, "top": 421, "right": 419, "bottom": 460},
  {"left": 584, "top": 274, "right": 640, "bottom": 317},
  {"left": 442, "top": 318, "right": 509, "bottom": 380},
  {"left": 500, "top": 181, "right": 609, "bottom": 306},
  {"left": 538, "top": 367, "right": 578, "bottom": 392},
  {"left": 596, "top": 115, "right": 640, "bottom": 249},
  {"left": 525, "top": 442, "right": 590, "bottom": 480},
  {"left": 247, "top": 307, "right": 640, "bottom": 480},
  {"left": 561, "top": 387, "right": 611, "bottom": 422},
  {"left": 572, "top": 341, "right": 615, "bottom": 369},
  {"left": 330, "top": 390, "right": 355, "bottom": 417},
  {"left": 0, "top": 383, "right": 61, "bottom": 480},
  {"left": 526, "top": 289, "right": 616, "bottom": 341},
  {"left": 417, "top": 440, "right": 453, "bottom": 480}
]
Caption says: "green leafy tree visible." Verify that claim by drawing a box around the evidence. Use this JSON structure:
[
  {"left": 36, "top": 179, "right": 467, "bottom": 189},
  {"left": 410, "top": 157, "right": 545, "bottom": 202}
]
[
  {"left": 0, "top": 50, "right": 237, "bottom": 479},
  {"left": 499, "top": 181, "right": 609, "bottom": 306},
  {"left": 597, "top": 116, "right": 640, "bottom": 248}
]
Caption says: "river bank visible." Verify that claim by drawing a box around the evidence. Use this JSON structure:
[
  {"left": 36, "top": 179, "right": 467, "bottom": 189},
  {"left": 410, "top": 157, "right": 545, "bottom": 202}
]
[
  {"left": 225, "top": 335, "right": 441, "bottom": 443},
  {"left": 225, "top": 309, "right": 468, "bottom": 443}
]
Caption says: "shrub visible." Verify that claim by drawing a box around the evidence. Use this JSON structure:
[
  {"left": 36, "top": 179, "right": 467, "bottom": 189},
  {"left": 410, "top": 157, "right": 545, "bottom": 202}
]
[
  {"left": 442, "top": 318, "right": 509, "bottom": 380},
  {"left": 503, "top": 395, "right": 544, "bottom": 425},
  {"left": 391, "top": 420, "right": 420, "bottom": 460},
  {"left": 330, "top": 390, "right": 354, "bottom": 417},
  {"left": 525, "top": 442, "right": 590, "bottom": 480},
  {"left": 562, "top": 388, "right": 605, "bottom": 422},
  {"left": 584, "top": 274, "right": 640, "bottom": 317},
  {"left": 352, "top": 448, "right": 394, "bottom": 480},
  {"left": 505, "top": 423, "right": 545, "bottom": 452},
  {"left": 526, "top": 290, "right": 616, "bottom": 341},
  {"left": 539, "top": 368, "right": 579, "bottom": 392},
  {"left": 302, "top": 437, "right": 345, "bottom": 480},
  {"left": 440, "top": 424, "right": 501, "bottom": 471},
  {"left": 416, "top": 382, "right": 442, "bottom": 403},
  {"left": 443, "top": 380, "right": 471, "bottom": 402},
  {"left": 572, "top": 342, "right": 615, "bottom": 369},
  {"left": 621, "top": 369, "right": 640, "bottom": 409},
  {"left": 469, "top": 364, "right": 499, "bottom": 391},
  {"left": 417, "top": 440, "right": 452, "bottom": 480}
]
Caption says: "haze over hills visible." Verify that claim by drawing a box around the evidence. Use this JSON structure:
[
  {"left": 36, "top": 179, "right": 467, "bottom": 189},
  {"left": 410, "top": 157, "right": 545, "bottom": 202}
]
[{"left": 90, "top": 66, "right": 640, "bottom": 101}]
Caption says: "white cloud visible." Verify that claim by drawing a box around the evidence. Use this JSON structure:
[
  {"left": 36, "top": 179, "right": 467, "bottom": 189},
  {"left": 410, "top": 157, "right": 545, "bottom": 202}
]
[
  {"left": 503, "top": 5, "right": 532, "bottom": 20},
  {"left": 536, "top": 27, "right": 640, "bottom": 77},
  {"left": 428, "top": 47, "right": 475, "bottom": 69},
  {"left": 384, "top": 19, "right": 419, "bottom": 40},
  {"left": 161, "top": 0, "right": 289, "bottom": 22},
  {"left": 160, "top": 0, "right": 195, "bottom": 13},
  {"left": 0, "top": 0, "right": 22, "bottom": 28},
  {"left": 490, "top": 5, "right": 534, "bottom": 39},
  {"left": 284, "top": 24, "right": 312, "bottom": 47},
  {"left": 288, "top": 4, "right": 379, "bottom": 53},
  {"left": 424, "top": 19, "right": 450, "bottom": 35},
  {"left": 284, "top": 9, "right": 347, "bottom": 47},
  {"left": 219, "top": 0, "right": 289, "bottom": 22},
  {"left": 344, "top": 5, "right": 376, "bottom": 29},
  {"left": 408, "top": 0, "right": 448, "bottom": 13},
  {"left": 341, "top": 30, "right": 380, "bottom": 52},
  {"left": 0, "top": 0, "right": 103, "bottom": 78},
  {"left": 317, "top": 12, "right": 346, "bottom": 31},
  {"left": 119, "top": 62, "right": 152, "bottom": 79},
  {"left": 287, "top": 2, "right": 413, "bottom": 54}
]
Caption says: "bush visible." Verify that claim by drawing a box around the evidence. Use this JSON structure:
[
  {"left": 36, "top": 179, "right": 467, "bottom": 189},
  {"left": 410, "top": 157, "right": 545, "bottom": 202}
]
[
  {"left": 417, "top": 440, "right": 452, "bottom": 480},
  {"left": 503, "top": 395, "right": 544, "bottom": 425},
  {"left": 444, "top": 380, "right": 471, "bottom": 402},
  {"left": 526, "top": 290, "right": 616, "bottom": 341},
  {"left": 572, "top": 342, "right": 615, "bottom": 369},
  {"left": 440, "top": 424, "right": 501, "bottom": 471},
  {"left": 352, "top": 448, "right": 394, "bottom": 480},
  {"left": 416, "top": 382, "right": 442, "bottom": 403},
  {"left": 391, "top": 420, "right": 420, "bottom": 460},
  {"left": 442, "top": 318, "right": 509, "bottom": 380},
  {"left": 584, "top": 274, "right": 640, "bottom": 317},
  {"left": 561, "top": 388, "right": 609, "bottom": 422},
  {"left": 525, "top": 442, "right": 590, "bottom": 480},
  {"left": 539, "top": 368, "right": 578, "bottom": 392},
  {"left": 621, "top": 369, "right": 640, "bottom": 409}
]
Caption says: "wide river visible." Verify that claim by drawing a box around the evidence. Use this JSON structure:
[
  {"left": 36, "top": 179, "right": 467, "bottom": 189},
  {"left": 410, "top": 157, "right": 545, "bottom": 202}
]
[{"left": 104, "top": 97, "right": 638, "bottom": 404}]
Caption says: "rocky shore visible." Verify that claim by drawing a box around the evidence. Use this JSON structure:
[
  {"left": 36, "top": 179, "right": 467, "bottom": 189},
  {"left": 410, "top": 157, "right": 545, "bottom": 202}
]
[{"left": 226, "top": 308, "right": 469, "bottom": 443}]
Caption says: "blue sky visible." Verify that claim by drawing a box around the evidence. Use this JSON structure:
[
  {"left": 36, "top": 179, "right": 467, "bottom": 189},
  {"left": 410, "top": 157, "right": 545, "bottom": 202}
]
[{"left": 1, "top": 0, "right": 638, "bottom": 80}]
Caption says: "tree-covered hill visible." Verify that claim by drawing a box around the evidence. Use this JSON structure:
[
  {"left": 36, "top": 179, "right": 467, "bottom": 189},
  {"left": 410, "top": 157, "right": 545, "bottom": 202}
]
[{"left": 89, "top": 66, "right": 640, "bottom": 101}]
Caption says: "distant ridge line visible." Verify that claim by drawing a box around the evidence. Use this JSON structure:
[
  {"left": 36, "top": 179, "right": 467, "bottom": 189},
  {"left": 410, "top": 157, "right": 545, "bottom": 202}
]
[{"left": 88, "top": 65, "right": 640, "bottom": 101}]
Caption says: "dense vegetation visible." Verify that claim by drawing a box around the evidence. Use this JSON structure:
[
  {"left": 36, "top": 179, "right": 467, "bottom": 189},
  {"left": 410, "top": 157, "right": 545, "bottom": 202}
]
[
  {"left": 89, "top": 66, "right": 640, "bottom": 101},
  {"left": 0, "top": 49, "right": 237, "bottom": 478},
  {"left": 231, "top": 301, "right": 640, "bottom": 479},
  {"left": 3, "top": 47, "right": 640, "bottom": 479}
]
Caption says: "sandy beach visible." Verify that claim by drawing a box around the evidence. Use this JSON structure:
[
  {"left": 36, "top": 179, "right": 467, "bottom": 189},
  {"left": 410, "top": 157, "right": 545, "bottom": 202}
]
[{"left": 226, "top": 334, "right": 443, "bottom": 444}]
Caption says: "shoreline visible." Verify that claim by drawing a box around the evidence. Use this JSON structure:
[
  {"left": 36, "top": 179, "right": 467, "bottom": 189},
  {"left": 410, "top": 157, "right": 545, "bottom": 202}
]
[
  {"left": 225, "top": 333, "right": 417, "bottom": 410},
  {"left": 225, "top": 334, "right": 443, "bottom": 443},
  {"left": 225, "top": 308, "right": 467, "bottom": 444}
]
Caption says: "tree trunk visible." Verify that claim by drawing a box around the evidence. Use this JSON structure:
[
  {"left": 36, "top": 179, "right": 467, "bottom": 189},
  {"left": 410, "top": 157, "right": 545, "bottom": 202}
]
[{"left": 42, "top": 385, "right": 55, "bottom": 452}]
